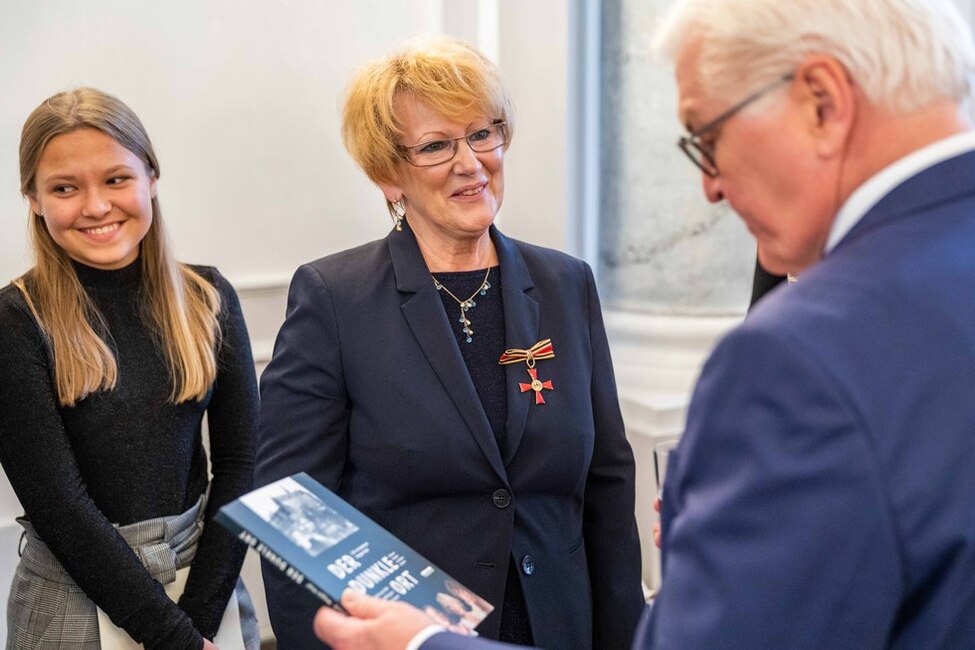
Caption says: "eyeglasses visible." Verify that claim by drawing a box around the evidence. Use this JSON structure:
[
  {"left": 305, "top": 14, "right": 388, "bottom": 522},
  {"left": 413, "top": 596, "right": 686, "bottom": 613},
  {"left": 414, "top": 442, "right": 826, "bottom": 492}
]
[
  {"left": 678, "top": 74, "right": 794, "bottom": 177},
  {"left": 399, "top": 122, "right": 508, "bottom": 167}
]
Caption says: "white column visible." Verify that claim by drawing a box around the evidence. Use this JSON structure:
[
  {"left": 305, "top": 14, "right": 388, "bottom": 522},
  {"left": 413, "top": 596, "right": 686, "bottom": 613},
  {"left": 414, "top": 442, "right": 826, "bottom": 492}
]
[{"left": 590, "top": 0, "right": 756, "bottom": 591}]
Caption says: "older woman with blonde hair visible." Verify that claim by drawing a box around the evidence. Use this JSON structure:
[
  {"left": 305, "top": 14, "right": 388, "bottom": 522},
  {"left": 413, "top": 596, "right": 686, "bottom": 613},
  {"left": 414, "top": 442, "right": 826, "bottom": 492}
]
[
  {"left": 0, "top": 88, "right": 259, "bottom": 649},
  {"left": 257, "top": 36, "right": 643, "bottom": 649}
]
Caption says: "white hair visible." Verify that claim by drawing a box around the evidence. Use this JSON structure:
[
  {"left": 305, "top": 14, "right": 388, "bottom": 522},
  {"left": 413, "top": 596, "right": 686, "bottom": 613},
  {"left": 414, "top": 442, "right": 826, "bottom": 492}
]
[{"left": 654, "top": 0, "right": 975, "bottom": 114}]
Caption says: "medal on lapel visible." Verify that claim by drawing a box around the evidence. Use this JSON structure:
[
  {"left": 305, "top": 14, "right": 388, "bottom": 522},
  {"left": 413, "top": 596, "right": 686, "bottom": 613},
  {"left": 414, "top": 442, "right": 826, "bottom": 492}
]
[{"left": 498, "top": 339, "right": 555, "bottom": 405}]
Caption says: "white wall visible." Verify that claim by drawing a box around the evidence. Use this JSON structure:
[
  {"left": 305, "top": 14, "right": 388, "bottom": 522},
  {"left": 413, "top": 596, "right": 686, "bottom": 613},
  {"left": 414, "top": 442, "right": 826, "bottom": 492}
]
[
  {"left": 0, "top": 1, "right": 568, "bottom": 286},
  {"left": 497, "top": 1, "right": 569, "bottom": 251},
  {"left": 0, "top": 0, "right": 571, "bottom": 641}
]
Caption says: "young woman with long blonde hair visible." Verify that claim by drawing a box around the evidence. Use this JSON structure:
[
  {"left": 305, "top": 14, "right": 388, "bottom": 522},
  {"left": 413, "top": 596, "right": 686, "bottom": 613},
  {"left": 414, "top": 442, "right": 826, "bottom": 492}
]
[{"left": 0, "top": 88, "right": 259, "bottom": 649}]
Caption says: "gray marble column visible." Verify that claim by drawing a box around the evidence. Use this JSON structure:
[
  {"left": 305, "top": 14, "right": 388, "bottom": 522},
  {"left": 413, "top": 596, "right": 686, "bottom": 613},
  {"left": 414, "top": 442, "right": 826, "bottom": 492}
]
[
  {"left": 595, "top": 0, "right": 759, "bottom": 594},
  {"left": 954, "top": 0, "right": 975, "bottom": 24},
  {"left": 598, "top": 0, "right": 756, "bottom": 316}
]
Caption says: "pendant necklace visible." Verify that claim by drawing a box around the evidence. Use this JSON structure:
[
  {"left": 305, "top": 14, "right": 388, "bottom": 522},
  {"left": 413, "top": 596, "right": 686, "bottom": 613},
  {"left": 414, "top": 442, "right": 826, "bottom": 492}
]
[{"left": 432, "top": 267, "right": 492, "bottom": 343}]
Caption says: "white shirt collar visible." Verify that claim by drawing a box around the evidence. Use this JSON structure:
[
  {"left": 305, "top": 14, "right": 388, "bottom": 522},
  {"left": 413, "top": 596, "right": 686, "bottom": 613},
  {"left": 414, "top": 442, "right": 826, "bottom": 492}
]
[{"left": 825, "top": 129, "right": 975, "bottom": 253}]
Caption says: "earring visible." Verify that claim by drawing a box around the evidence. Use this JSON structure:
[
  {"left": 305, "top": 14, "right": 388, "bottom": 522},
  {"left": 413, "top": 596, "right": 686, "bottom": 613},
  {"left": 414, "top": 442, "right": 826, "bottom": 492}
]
[{"left": 390, "top": 199, "right": 406, "bottom": 232}]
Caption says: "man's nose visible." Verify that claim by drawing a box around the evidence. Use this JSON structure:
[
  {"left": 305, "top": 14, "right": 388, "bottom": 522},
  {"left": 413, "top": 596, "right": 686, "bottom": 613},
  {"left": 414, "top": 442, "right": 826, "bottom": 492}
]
[{"left": 702, "top": 173, "right": 724, "bottom": 203}]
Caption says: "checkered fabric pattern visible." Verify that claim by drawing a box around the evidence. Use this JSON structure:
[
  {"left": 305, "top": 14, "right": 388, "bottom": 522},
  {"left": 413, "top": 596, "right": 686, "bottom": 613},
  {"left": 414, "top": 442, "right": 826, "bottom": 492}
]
[{"left": 6, "top": 497, "right": 259, "bottom": 649}]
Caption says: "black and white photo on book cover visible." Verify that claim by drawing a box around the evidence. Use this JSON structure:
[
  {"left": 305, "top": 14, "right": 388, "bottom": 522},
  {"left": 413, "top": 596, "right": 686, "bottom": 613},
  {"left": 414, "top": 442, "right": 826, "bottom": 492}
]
[
  {"left": 217, "top": 473, "right": 493, "bottom": 635},
  {"left": 240, "top": 477, "right": 359, "bottom": 557}
]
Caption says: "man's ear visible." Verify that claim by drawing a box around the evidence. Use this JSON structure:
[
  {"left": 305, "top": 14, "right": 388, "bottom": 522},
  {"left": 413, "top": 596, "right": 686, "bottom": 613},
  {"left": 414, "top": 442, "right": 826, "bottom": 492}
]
[{"left": 795, "top": 56, "right": 856, "bottom": 158}]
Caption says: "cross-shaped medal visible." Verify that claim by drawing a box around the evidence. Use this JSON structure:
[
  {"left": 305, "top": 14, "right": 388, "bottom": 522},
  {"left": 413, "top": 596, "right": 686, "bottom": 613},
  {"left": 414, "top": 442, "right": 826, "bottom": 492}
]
[{"left": 519, "top": 367, "right": 553, "bottom": 404}]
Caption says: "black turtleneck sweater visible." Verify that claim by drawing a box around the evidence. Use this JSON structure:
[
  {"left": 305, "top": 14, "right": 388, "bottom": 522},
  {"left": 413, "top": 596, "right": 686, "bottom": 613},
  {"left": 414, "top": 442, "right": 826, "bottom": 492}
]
[{"left": 0, "top": 260, "right": 257, "bottom": 649}]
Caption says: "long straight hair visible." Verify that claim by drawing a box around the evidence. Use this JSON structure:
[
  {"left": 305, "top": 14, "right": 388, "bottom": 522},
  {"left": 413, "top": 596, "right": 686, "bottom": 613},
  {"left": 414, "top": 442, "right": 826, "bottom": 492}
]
[{"left": 14, "top": 88, "right": 221, "bottom": 407}]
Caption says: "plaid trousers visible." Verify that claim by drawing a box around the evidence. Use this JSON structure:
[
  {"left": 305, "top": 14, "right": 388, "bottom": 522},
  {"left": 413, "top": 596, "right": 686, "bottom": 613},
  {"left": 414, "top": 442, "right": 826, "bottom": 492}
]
[{"left": 6, "top": 497, "right": 259, "bottom": 649}]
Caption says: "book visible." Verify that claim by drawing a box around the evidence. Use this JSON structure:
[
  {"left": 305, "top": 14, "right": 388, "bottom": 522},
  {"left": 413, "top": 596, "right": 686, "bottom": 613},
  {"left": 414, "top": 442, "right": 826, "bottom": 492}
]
[{"left": 216, "top": 472, "right": 493, "bottom": 634}]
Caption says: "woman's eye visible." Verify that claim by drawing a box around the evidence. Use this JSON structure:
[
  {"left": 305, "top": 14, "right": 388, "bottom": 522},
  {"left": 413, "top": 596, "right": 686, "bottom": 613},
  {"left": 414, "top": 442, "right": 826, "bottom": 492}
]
[
  {"left": 469, "top": 129, "right": 491, "bottom": 142},
  {"left": 107, "top": 176, "right": 130, "bottom": 185},
  {"left": 419, "top": 140, "right": 449, "bottom": 154},
  {"left": 52, "top": 185, "right": 75, "bottom": 195}
]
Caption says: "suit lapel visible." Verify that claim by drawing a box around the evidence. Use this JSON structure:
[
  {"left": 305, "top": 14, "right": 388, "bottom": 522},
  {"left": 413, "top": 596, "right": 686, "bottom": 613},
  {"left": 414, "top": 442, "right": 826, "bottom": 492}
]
[
  {"left": 492, "top": 228, "right": 539, "bottom": 466},
  {"left": 389, "top": 224, "right": 508, "bottom": 484}
]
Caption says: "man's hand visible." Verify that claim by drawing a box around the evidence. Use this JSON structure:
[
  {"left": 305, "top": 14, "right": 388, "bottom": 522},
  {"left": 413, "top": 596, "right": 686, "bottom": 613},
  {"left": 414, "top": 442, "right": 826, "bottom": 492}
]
[{"left": 314, "top": 590, "right": 436, "bottom": 650}]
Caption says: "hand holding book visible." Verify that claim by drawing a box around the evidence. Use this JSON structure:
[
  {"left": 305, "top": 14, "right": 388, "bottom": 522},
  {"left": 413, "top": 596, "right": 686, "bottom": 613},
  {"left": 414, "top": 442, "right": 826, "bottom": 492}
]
[{"left": 216, "top": 473, "right": 493, "bottom": 634}]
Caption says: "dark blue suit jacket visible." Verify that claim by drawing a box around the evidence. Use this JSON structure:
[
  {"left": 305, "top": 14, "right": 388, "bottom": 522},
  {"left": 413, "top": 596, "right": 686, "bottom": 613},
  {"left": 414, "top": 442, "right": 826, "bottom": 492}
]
[
  {"left": 649, "top": 150, "right": 975, "bottom": 648},
  {"left": 426, "top": 151, "right": 975, "bottom": 650},
  {"left": 256, "top": 224, "right": 644, "bottom": 649}
]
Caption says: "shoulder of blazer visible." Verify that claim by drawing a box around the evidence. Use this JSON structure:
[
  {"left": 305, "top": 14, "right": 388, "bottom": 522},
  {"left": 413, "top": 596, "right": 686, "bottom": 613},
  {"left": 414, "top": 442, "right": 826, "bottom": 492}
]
[
  {"left": 841, "top": 148, "right": 975, "bottom": 251},
  {"left": 304, "top": 237, "right": 389, "bottom": 273},
  {"left": 297, "top": 238, "right": 392, "bottom": 287},
  {"left": 503, "top": 234, "right": 590, "bottom": 286}
]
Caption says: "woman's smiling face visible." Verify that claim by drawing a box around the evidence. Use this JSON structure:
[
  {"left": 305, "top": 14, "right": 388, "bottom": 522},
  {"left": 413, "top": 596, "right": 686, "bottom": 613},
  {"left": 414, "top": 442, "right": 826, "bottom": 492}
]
[
  {"left": 29, "top": 127, "right": 156, "bottom": 270},
  {"left": 381, "top": 95, "right": 505, "bottom": 245}
]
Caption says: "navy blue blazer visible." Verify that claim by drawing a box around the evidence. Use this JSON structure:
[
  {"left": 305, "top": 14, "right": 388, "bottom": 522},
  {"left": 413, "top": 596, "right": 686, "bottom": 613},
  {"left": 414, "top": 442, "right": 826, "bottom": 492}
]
[
  {"left": 646, "top": 150, "right": 975, "bottom": 648},
  {"left": 423, "top": 151, "right": 975, "bottom": 650},
  {"left": 256, "top": 224, "right": 643, "bottom": 649}
]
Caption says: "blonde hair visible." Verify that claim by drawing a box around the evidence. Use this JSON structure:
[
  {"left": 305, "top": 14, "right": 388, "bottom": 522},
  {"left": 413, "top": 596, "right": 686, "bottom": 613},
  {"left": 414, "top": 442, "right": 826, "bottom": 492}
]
[
  {"left": 341, "top": 35, "right": 514, "bottom": 217},
  {"left": 15, "top": 87, "right": 221, "bottom": 407},
  {"left": 654, "top": 0, "right": 975, "bottom": 115}
]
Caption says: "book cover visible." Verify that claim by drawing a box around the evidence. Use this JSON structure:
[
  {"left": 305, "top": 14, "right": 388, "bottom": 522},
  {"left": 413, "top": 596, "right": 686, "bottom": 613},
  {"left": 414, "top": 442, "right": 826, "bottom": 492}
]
[{"left": 216, "top": 473, "right": 493, "bottom": 634}]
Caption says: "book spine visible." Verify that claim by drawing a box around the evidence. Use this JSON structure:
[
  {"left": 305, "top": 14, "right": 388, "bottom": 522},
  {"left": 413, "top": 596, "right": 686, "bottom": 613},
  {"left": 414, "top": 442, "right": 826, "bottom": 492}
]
[{"left": 214, "top": 510, "right": 339, "bottom": 609}]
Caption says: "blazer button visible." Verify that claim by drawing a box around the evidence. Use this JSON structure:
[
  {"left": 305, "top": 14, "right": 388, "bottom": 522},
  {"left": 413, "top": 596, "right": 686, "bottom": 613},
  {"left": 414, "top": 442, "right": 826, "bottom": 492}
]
[
  {"left": 492, "top": 489, "right": 511, "bottom": 509},
  {"left": 521, "top": 554, "right": 535, "bottom": 576}
]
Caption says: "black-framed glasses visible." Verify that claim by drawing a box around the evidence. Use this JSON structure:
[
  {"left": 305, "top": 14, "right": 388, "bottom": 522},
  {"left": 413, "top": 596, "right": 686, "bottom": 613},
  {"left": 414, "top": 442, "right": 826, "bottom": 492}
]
[
  {"left": 678, "top": 74, "right": 794, "bottom": 177},
  {"left": 399, "top": 122, "right": 508, "bottom": 167}
]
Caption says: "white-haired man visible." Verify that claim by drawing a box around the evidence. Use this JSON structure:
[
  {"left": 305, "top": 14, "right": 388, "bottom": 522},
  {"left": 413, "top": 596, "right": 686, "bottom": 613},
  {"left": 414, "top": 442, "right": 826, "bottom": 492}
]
[{"left": 311, "top": 1, "right": 975, "bottom": 647}]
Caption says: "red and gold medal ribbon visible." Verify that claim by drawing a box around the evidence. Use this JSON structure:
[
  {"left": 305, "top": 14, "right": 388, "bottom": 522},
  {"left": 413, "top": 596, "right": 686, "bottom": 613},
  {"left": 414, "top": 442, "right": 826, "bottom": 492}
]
[
  {"left": 500, "top": 340, "right": 556, "bottom": 406},
  {"left": 498, "top": 339, "right": 555, "bottom": 368}
]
